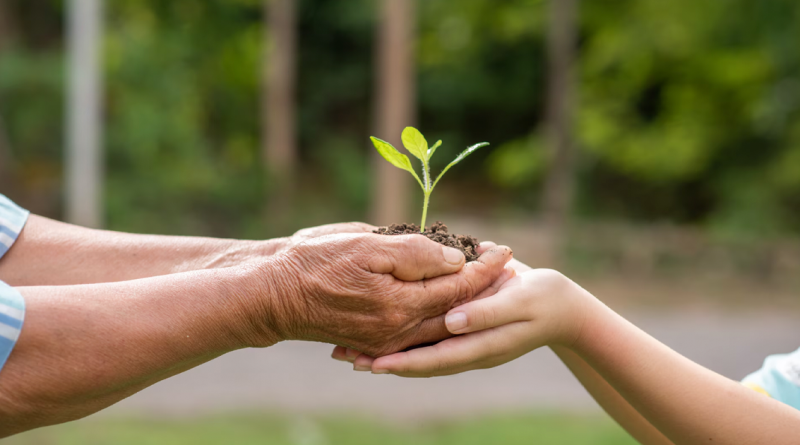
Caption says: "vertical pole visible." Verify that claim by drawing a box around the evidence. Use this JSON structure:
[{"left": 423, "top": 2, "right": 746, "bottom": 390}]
[
  {"left": 66, "top": 0, "right": 103, "bottom": 228},
  {"left": 0, "top": 2, "right": 17, "bottom": 191},
  {"left": 261, "top": 0, "right": 297, "bottom": 232},
  {"left": 370, "top": 0, "right": 416, "bottom": 226},
  {"left": 262, "top": 0, "right": 297, "bottom": 185},
  {"left": 542, "top": 0, "right": 578, "bottom": 263}
]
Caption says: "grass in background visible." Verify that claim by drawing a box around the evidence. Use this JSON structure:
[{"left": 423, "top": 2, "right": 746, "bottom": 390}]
[{"left": 7, "top": 413, "right": 638, "bottom": 445}]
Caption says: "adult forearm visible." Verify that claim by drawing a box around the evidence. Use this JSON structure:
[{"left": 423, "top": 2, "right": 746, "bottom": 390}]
[
  {"left": 571, "top": 303, "right": 800, "bottom": 444},
  {"left": 0, "top": 215, "right": 289, "bottom": 286},
  {"left": 0, "top": 263, "right": 282, "bottom": 437},
  {"left": 552, "top": 346, "right": 674, "bottom": 445}
]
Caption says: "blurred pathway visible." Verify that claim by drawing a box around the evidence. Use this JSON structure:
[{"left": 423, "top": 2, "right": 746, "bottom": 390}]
[{"left": 100, "top": 309, "right": 799, "bottom": 420}]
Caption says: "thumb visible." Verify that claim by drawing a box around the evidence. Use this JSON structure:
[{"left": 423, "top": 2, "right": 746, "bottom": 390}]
[
  {"left": 366, "top": 233, "right": 465, "bottom": 281},
  {"left": 444, "top": 277, "right": 526, "bottom": 334}
]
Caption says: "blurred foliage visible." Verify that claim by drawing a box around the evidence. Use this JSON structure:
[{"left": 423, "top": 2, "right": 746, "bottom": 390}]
[
  {"left": 8, "top": 413, "right": 638, "bottom": 445},
  {"left": 1, "top": 0, "right": 799, "bottom": 237},
  {"left": 577, "top": 0, "right": 800, "bottom": 237}
]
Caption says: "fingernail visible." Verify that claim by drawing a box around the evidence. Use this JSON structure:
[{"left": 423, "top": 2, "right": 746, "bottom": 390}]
[
  {"left": 354, "top": 364, "right": 371, "bottom": 372},
  {"left": 443, "top": 246, "right": 465, "bottom": 265},
  {"left": 372, "top": 369, "right": 390, "bottom": 375},
  {"left": 445, "top": 312, "right": 468, "bottom": 332},
  {"left": 332, "top": 355, "right": 349, "bottom": 362}
]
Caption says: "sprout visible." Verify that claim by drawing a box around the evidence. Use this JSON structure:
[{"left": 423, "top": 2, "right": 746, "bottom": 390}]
[{"left": 370, "top": 127, "right": 490, "bottom": 232}]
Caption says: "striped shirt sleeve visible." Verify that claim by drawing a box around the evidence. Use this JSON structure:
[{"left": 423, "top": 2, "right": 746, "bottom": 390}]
[
  {"left": 0, "top": 194, "right": 29, "bottom": 373},
  {"left": 742, "top": 348, "right": 800, "bottom": 410},
  {"left": 0, "top": 282, "right": 24, "bottom": 371},
  {"left": 742, "top": 349, "right": 800, "bottom": 409}
]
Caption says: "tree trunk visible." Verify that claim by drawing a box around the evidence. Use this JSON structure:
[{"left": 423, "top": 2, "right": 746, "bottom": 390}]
[
  {"left": 262, "top": 0, "right": 297, "bottom": 207},
  {"left": 370, "top": 0, "right": 416, "bottom": 226},
  {"left": 542, "top": 0, "right": 578, "bottom": 264},
  {"left": 0, "top": 1, "right": 15, "bottom": 190},
  {"left": 0, "top": 111, "right": 13, "bottom": 189},
  {"left": 65, "top": 0, "right": 104, "bottom": 228}
]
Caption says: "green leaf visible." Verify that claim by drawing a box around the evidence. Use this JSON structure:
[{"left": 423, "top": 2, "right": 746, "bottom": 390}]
[
  {"left": 370, "top": 136, "right": 425, "bottom": 189},
  {"left": 428, "top": 140, "right": 442, "bottom": 158},
  {"left": 401, "top": 126, "right": 428, "bottom": 161},
  {"left": 432, "top": 142, "right": 490, "bottom": 190}
]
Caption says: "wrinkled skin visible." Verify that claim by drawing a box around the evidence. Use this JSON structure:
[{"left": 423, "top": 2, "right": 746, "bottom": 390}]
[
  {"left": 288, "top": 222, "right": 377, "bottom": 245},
  {"left": 272, "top": 222, "right": 377, "bottom": 255},
  {"left": 256, "top": 232, "right": 513, "bottom": 357}
]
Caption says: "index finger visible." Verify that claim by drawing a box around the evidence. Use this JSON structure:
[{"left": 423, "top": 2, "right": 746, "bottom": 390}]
[
  {"left": 371, "top": 321, "right": 531, "bottom": 377},
  {"left": 369, "top": 329, "right": 498, "bottom": 377}
]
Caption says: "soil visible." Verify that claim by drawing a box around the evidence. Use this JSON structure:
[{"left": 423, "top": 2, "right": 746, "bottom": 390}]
[{"left": 373, "top": 221, "right": 480, "bottom": 262}]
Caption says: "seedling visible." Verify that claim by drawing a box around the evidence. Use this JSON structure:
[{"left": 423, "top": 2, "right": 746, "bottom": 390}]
[{"left": 370, "top": 127, "right": 489, "bottom": 232}]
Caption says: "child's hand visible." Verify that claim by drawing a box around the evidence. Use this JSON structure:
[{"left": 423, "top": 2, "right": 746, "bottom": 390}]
[{"left": 333, "top": 248, "right": 598, "bottom": 377}]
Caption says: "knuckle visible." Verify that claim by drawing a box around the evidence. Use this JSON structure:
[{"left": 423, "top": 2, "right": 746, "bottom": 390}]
[
  {"left": 452, "top": 275, "right": 478, "bottom": 307},
  {"left": 478, "top": 305, "right": 496, "bottom": 328},
  {"left": 532, "top": 268, "right": 569, "bottom": 291},
  {"left": 401, "top": 234, "right": 430, "bottom": 253},
  {"left": 431, "top": 356, "right": 451, "bottom": 374},
  {"left": 395, "top": 356, "right": 412, "bottom": 374},
  {"left": 384, "top": 311, "right": 408, "bottom": 330}
]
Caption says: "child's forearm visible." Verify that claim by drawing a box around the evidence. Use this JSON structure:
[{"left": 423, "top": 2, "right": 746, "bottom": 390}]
[
  {"left": 363, "top": 259, "right": 800, "bottom": 443},
  {"left": 552, "top": 346, "right": 674, "bottom": 445},
  {"left": 571, "top": 302, "right": 800, "bottom": 445}
]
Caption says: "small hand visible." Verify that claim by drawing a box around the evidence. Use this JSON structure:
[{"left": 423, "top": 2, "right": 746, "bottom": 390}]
[
  {"left": 250, "top": 233, "right": 513, "bottom": 357},
  {"left": 332, "top": 246, "right": 595, "bottom": 376}
]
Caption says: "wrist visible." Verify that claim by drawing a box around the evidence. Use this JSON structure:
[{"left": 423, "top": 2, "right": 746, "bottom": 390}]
[
  {"left": 560, "top": 289, "right": 616, "bottom": 355},
  {"left": 539, "top": 271, "right": 607, "bottom": 350},
  {"left": 228, "top": 238, "right": 291, "bottom": 263},
  {"left": 191, "top": 238, "right": 290, "bottom": 273},
  {"left": 254, "top": 237, "right": 292, "bottom": 256},
  {"left": 228, "top": 255, "right": 305, "bottom": 348}
]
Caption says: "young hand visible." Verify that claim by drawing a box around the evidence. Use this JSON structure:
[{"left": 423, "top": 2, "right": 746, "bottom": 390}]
[{"left": 333, "top": 245, "right": 599, "bottom": 376}]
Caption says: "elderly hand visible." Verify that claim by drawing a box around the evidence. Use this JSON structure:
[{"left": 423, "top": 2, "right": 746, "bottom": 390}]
[
  {"left": 246, "top": 233, "right": 513, "bottom": 357},
  {"left": 280, "top": 222, "right": 377, "bottom": 252}
]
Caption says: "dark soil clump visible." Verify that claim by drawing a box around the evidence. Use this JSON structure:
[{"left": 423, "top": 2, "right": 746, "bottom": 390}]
[{"left": 373, "top": 221, "right": 480, "bottom": 262}]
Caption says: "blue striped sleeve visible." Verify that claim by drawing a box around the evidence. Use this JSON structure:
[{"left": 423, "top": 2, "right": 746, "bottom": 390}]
[
  {"left": 742, "top": 348, "right": 800, "bottom": 410},
  {"left": 0, "top": 282, "right": 24, "bottom": 371},
  {"left": 0, "top": 194, "right": 30, "bottom": 259},
  {"left": 0, "top": 194, "right": 29, "bottom": 374}
]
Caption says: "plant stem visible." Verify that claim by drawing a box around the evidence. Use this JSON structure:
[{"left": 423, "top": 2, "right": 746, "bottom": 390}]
[{"left": 420, "top": 191, "right": 430, "bottom": 232}]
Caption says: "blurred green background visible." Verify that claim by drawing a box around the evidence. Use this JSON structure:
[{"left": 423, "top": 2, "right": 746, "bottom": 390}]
[
  {"left": 5, "top": 414, "right": 639, "bottom": 445},
  {"left": 2, "top": 0, "right": 800, "bottom": 443},
  {"left": 5, "top": 0, "right": 800, "bottom": 237}
]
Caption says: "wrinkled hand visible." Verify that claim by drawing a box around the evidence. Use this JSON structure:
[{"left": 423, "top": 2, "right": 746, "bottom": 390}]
[
  {"left": 276, "top": 222, "right": 377, "bottom": 254},
  {"left": 255, "top": 233, "right": 512, "bottom": 357}
]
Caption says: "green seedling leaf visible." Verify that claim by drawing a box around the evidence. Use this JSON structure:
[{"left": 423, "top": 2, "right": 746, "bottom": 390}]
[
  {"left": 401, "top": 126, "right": 429, "bottom": 161},
  {"left": 432, "top": 142, "right": 490, "bottom": 190},
  {"left": 428, "top": 140, "right": 442, "bottom": 158},
  {"left": 371, "top": 129, "right": 491, "bottom": 234},
  {"left": 370, "top": 136, "right": 424, "bottom": 189}
]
